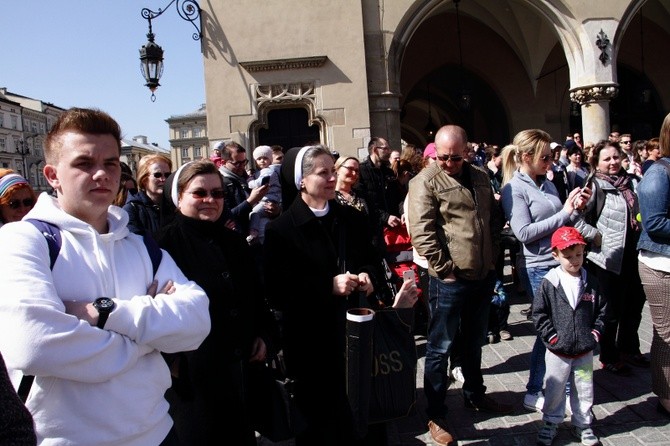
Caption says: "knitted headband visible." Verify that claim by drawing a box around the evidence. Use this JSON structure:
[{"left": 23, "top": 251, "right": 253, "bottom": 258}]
[
  {"left": 171, "top": 162, "right": 194, "bottom": 207},
  {"left": 0, "top": 174, "right": 29, "bottom": 199}
]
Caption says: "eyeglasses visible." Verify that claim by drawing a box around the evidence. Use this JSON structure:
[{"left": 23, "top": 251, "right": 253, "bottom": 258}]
[
  {"left": 435, "top": 154, "right": 464, "bottom": 162},
  {"left": 228, "top": 159, "right": 248, "bottom": 167},
  {"left": 341, "top": 165, "right": 359, "bottom": 173},
  {"left": 376, "top": 146, "right": 390, "bottom": 151},
  {"left": 8, "top": 198, "right": 35, "bottom": 209},
  {"left": 540, "top": 155, "right": 552, "bottom": 162},
  {"left": 151, "top": 171, "right": 171, "bottom": 179},
  {"left": 188, "top": 189, "right": 225, "bottom": 199},
  {"left": 620, "top": 140, "right": 632, "bottom": 145}
]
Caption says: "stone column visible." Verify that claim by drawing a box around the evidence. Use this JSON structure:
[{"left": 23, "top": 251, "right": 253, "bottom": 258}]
[{"left": 570, "top": 84, "right": 619, "bottom": 145}]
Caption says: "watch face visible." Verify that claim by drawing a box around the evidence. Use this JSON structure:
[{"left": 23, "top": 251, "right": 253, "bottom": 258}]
[{"left": 96, "top": 298, "right": 114, "bottom": 310}]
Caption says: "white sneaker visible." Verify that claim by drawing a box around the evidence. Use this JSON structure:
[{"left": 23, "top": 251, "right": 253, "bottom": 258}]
[
  {"left": 536, "top": 421, "right": 558, "bottom": 445},
  {"left": 571, "top": 426, "right": 600, "bottom": 446},
  {"left": 449, "top": 366, "right": 465, "bottom": 383},
  {"left": 524, "top": 392, "right": 545, "bottom": 412}
]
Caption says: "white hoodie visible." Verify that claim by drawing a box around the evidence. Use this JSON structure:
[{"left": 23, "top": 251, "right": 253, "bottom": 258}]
[{"left": 0, "top": 193, "right": 211, "bottom": 446}]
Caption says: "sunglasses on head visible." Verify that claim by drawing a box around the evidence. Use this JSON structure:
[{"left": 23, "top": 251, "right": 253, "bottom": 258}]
[
  {"left": 189, "top": 189, "right": 225, "bottom": 199},
  {"left": 152, "top": 171, "right": 171, "bottom": 179},
  {"left": 435, "top": 154, "right": 464, "bottom": 162},
  {"left": 8, "top": 198, "right": 35, "bottom": 209}
]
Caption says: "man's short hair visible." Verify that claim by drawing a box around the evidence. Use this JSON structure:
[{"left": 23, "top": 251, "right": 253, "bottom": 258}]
[
  {"left": 221, "top": 141, "right": 246, "bottom": 161},
  {"left": 45, "top": 107, "right": 121, "bottom": 164}
]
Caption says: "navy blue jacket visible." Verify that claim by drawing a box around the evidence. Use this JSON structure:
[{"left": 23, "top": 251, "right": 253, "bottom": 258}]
[{"left": 533, "top": 266, "right": 606, "bottom": 357}]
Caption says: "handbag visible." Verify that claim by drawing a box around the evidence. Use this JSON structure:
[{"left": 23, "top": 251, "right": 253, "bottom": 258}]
[
  {"left": 248, "top": 352, "right": 307, "bottom": 442},
  {"left": 346, "top": 295, "right": 418, "bottom": 430},
  {"left": 368, "top": 306, "right": 417, "bottom": 423}
]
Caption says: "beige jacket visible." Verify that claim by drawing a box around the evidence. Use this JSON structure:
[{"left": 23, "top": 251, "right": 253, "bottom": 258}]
[{"left": 407, "top": 162, "right": 502, "bottom": 281}]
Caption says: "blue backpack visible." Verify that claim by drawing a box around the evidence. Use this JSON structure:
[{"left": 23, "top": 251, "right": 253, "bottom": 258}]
[{"left": 17, "top": 219, "right": 163, "bottom": 402}]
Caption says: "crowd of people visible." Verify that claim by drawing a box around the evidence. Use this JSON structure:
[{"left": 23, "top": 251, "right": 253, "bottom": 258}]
[{"left": 1, "top": 105, "right": 669, "bottom": 446}]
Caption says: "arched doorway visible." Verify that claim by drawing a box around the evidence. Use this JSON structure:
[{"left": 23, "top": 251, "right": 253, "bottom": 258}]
[{"left": 258, "top": 108, "right": 321, "bottom": 149}]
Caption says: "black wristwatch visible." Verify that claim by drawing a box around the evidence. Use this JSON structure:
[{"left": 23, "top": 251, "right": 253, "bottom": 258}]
[{"left": 93, "top": 297, "right": 115, "bottom": 329}]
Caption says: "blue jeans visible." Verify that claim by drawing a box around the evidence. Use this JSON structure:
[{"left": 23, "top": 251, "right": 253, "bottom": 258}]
[
  {"left": 424, "top": 271, "right": 496, "bottom": 418},
  {"left": 517, "top": 262, "right": 551, "bottom": 395}
]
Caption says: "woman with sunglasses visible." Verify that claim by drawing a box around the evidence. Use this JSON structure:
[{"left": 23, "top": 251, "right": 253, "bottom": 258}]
[
  {"left": 123, "top": 153, "right": 172, "bottom": 235},
  {"left": 0, "top": 168, "right": 36, "bottom": 228},
  {"left": 154, "top": 159, "right": 276, "bottom": 445},
  {"left": 500, "top": 129, "right": 590, "bottom": 414}
]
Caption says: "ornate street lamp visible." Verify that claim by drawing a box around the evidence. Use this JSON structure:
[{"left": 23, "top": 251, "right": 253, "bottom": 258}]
[{"left": 139, "top": 0, "right": 201, "bottom": 101}]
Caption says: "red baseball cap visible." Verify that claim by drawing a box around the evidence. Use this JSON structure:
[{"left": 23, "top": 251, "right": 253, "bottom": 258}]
[{"left": 551, "top": 226, "right": 586, "bottom": 250}]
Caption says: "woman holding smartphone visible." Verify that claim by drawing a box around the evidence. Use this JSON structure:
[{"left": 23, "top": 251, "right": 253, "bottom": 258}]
[
  {"left": 500, "top": 129, "right": 589, "bottom": 412},
  {"left": 576, "top": 140, "right": 647, "bottom": 376}
]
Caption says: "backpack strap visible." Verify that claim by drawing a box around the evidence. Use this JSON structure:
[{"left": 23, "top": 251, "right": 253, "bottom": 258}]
[
  {"left": 142, "top": 233, "right": 162, "bottom": 277},
  {"left": 18, "top": 219, "right": 61, "bottom": 403},
  {"left": 25, "top": 219, "right": 62, "bottom": 270}
]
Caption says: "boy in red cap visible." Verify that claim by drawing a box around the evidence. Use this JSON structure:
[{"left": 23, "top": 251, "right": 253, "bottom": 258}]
[{"left": 533, "top": 226, "right": 606, "bottom": 446}]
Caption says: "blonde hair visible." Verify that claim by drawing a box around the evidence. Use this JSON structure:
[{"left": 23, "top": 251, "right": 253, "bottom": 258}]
[
  {"left": 136, "top": 154, "right": 173, "bottom": 191},
  {"left": 500, "top": 129, "right": 552, "bottom": 185}
]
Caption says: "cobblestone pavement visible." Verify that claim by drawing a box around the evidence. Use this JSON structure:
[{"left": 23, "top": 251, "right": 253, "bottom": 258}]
[{"left": 258, "top": 271, "right": 667, "bottom": 445}]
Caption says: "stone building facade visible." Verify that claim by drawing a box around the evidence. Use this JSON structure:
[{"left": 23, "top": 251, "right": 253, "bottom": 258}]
[{"left": 196, "top": 0, "right": 669, "bottom": 159}]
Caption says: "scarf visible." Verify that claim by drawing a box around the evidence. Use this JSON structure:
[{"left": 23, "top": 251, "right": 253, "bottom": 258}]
[{"left": 595, "top": 170, "right": 639, "bottom": 231}]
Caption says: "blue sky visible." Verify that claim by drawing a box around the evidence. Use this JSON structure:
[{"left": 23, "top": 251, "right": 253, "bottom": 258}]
[{"left": 2, "top": 1, "right": 205, "bottom": 150}]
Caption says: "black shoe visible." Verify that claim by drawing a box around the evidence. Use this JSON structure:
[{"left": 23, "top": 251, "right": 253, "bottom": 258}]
[
  {"left": 657, "top": 402, "right": 670, "bottom": 420},
  {"left": 464, "top": 394, "right": 514, "bottom": 414},
  {"left": 622, "top": 353, "right": 651, "bottom": 368}
]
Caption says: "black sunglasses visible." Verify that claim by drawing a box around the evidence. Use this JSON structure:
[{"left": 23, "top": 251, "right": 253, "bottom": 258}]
[
  {"left": 8, "top": 198, "right": 35, "bottom": 209},
  {"left": 189, "top": 189, "right": 225, "bottom": 199},
  {"left": 229, "top": 160, "right": 248, "bottom": 167},
  {"left": 152, "top": 171, "right": 171, "bottom": 179},
  {"left": 435, "top": 154, "right": 464, "bottom": 162},
  {"left": 540, "top": 155, "right": 552, "bottom": 162}
]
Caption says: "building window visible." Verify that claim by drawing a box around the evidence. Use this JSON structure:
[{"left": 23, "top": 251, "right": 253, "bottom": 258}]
[
  {"left": 193, "top": 127, "right": 202, "bottom": 138},
  {"left": 31, "top": 122, "right": 39, "bottom": 134},
  {"left": 180, "top": 128, "right": 189, "bottom": 139},
  {"left": 12, "top": 116, "right": 18, "bottom": 129},
  {"left": 181, "top": 147, "right": 189, "bottom": 158},
  {"left": 0, "top": 114, "right": 4, "bottom": 128},
  {"left": 0, "top": 137, "right": 5, "bottom": 151},
  {"left": 194, "top": 146, "right": 201, "bottom": 158}
]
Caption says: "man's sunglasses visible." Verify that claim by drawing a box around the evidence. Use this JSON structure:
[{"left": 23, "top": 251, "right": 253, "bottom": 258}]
[
  {"left": 189, "top": 189, "right": 225, "bottom": 199},
  {"left": 8, "top": 198, "right": 35, "bottom": 209},
  {"left": 435, "top": 154, "right": 464, "bottom": 162},
  {"left": 152, "top": 171, "right": 171, "bottom": 179},
  {"left": 229, "top": 160, "right": 248, "bottom": 167}
]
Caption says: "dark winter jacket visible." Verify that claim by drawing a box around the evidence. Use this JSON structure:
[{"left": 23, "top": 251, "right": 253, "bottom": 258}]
[
  {"left": 533, "top": 266, "right": 606, "bottom": 357},
  {"left": 123, "top": 190, "right": 161, "bottom": 235}
]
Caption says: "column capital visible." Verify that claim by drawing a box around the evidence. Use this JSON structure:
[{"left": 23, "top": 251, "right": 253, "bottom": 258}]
[{"left": 569, "top": 84, "right": 619, "bottom": 105}]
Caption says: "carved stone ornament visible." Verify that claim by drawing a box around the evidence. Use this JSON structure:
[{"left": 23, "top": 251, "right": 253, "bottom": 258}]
[
  {"left": 569, "top": 85, "right": 619, "bottom": 104},
  {"left": 254, "top": 82, "right": 317, "bottom": 108}
]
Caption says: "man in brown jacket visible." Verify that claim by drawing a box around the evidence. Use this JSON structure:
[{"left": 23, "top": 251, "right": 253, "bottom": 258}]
[{"left": 408, "top": 125, "right": 510, "bottom": 446}]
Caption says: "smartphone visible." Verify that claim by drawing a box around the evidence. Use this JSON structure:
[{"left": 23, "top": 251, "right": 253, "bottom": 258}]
[
  {"left": 402, "top": 269, "right": 416, "bottom": 283},
  {"left": 582, "top": 170, "right": 596, "bottom": 191},
  {"left": 261, "top": 176, "right": 270, "bottom": 186}
]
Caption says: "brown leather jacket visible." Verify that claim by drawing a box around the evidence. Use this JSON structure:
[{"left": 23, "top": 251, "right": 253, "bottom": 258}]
[{"left": 407, "top": 162, "right": 502, "bottom": 281}]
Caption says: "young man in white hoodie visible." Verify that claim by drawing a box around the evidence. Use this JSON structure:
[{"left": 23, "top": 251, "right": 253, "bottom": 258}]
[{"left": 0, "top": 107, "right": 211, "bottom": 446}]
